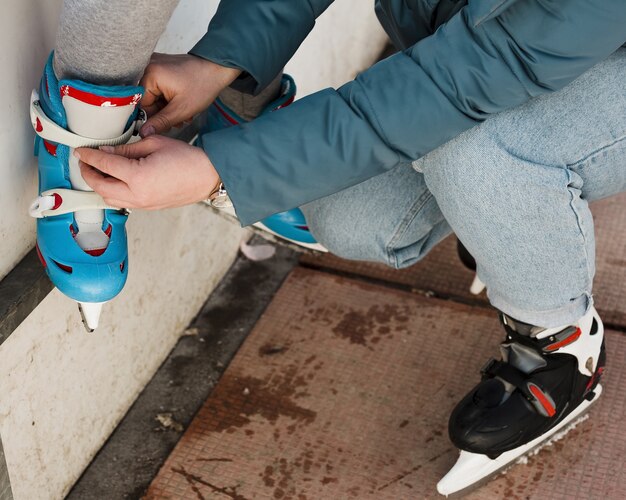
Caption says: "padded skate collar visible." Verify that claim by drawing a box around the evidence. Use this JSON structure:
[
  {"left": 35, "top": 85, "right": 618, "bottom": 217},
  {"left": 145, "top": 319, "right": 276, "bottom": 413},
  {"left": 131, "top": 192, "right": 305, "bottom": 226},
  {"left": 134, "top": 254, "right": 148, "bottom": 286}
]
[{"left": 30, "top": 89, "right": 146, "bottom": 148}]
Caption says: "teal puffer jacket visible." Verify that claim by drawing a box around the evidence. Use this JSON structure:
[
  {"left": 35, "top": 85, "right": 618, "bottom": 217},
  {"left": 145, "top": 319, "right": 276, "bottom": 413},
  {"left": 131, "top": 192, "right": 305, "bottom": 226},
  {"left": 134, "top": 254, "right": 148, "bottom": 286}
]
[{"left": 190, "top": 0, "right": 626, "bottom": 226}]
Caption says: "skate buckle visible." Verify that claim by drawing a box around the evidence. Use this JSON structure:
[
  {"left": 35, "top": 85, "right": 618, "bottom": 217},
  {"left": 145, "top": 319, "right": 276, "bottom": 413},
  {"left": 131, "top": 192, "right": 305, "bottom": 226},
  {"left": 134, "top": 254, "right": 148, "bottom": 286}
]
[{"left": 29, "top": 189, "right": 122, "bottom": 218}]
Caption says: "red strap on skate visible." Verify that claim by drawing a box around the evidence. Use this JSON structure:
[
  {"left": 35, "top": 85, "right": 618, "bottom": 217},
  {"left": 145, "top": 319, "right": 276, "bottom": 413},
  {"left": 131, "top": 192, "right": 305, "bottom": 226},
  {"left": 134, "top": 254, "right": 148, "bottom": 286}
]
[
  {"left": 483, "top": 360, "right": 557, "bottom": 418},
  {"left": 528, "top": 383, "right": 556, "bottom": 417},
  {"left": 544, "top": 327, "right": 581, "bottom": 352}
]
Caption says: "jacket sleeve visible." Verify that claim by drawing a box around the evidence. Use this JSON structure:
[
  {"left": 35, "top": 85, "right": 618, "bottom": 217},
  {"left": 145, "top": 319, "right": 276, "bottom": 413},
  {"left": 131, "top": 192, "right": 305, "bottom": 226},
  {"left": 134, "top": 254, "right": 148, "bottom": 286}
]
[
  {"left": 200, "top": 0, "right": 626, "bottom": 226},
  {"left": 190, "top": 0, "right": 334, "bottom": 94}
]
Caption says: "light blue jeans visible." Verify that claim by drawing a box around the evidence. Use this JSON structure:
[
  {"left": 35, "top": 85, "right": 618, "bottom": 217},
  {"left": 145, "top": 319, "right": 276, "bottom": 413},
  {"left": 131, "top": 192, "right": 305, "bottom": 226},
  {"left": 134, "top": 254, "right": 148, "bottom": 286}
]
[{"left": 302, "top": 48, "right": 626, "bottom": 328}]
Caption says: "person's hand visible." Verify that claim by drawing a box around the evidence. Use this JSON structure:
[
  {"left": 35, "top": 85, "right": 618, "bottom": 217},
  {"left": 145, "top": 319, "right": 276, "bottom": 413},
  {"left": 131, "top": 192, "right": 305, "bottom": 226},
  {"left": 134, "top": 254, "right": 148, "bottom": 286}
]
[
  {"left": 75, "top": 135, "right": 220, "bottom": 210},
  {"left": 139, "top": 53, "right": 241, "bottom": 137}
]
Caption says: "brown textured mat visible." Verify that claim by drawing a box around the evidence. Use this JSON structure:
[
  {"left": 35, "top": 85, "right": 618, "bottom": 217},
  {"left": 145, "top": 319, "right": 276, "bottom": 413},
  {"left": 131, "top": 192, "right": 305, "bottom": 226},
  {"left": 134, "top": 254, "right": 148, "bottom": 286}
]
[
  {"left": 146, "top": 268, "right": 626, "bottom": 499},
  {"left": 592, "top": 193, "right": 626, "bottom": 326},
  {"left": 300, "top": 233, "right": 474, "bottom": 299},
  {"left": 301, "top": 193, "right": 626, "bottom": 328}
]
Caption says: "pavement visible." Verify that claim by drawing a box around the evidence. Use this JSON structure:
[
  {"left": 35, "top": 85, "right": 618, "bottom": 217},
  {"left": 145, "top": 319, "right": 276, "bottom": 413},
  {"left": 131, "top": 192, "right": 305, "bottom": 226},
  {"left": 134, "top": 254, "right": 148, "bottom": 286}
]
[
  {"left": 139, "top": 193, "right": 626, "bottom": 499},
  {"left": 67, "top": 194, "right": 626, "bottom": 499}
]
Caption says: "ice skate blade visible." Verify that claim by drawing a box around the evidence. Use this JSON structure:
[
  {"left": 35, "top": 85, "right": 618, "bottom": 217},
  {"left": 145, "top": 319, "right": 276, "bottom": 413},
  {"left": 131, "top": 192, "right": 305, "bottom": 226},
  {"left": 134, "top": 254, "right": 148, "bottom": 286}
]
[
  {"left": 252, "top": 222, "right": 328, "bottom": 253},
  {"left": 469, "top": 274, "right": 486, "bottom": 295},
  {"left": 78, "top": 302, "right": 104, "bottom": 333},
  {"left": 437, "top": 384, "right": 603, "bottom": 497},
  {"left": 201, "top": 203, "right": 327, "bottom": 254}
]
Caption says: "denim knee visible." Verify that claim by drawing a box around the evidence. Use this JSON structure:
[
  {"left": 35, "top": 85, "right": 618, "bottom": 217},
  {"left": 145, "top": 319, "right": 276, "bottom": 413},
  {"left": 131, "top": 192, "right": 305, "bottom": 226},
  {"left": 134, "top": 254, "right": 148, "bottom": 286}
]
[
  {"left": 419, "top": 120, "right": 596, "bottom": 326},
  {"left": 301, "top": 201, "right": 392, "bottom": 265}
]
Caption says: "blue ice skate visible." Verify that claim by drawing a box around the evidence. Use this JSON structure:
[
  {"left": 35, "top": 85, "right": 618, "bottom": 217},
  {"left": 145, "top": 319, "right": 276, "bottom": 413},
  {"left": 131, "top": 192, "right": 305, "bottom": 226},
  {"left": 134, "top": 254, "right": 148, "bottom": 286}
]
[
  {"left": 29, "top": 53, "right": 144, "bottom": 330},
  {"left": 200, "top": 75, "right": 327, "bottom": 253}
]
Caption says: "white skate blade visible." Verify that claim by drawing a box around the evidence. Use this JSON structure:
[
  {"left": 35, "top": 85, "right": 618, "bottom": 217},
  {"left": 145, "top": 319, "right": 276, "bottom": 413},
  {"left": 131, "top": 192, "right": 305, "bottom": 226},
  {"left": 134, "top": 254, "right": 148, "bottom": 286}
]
[
  {"left": 437, "top": 384, "right": 603, "bottom": 497},
  {"left": 469, "top": 274, "right": 486, "bottom": 295},
  {"left": 253, "top": 222, "right": 328, "bottom": 253},
  {"left": 201, "top": 201, "right": 327, "bottom": 253},
  {"left": 78, "top": 302, "right": 105, "bottom": 333}
]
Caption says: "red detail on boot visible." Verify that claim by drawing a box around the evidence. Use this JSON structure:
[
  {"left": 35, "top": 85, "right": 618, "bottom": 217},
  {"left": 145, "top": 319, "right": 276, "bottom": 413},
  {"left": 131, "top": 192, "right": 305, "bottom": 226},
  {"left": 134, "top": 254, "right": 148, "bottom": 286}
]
[
  {"left": 586, "top": 366, "right": 605, "bottom": 392},
  {"left": 529, "top": 384, "right": 556, "bottom": 417},
  {"left": 60, "top": 85, "right": 141, "bottom": 107},
  {"left": 544, "top": 327, "right": 582, "bottom": 352},
  {"left": 68, "top": 224, "right": 109, "bottom": 256},
  {"left": 36, "top": 117, "right": 43, "bottom": 132},
  {"left": 275, "top": 95, "right": 295, "bottom": 110},
  {"left": 52, "top": 260, "right": 73, "bottom": 273},
  {"left": 51, "top": 193, "right": 63, "bottom": 210},
  {"left": 213, "top": 102, "right": 239, "bottom": 126},
  {"left": 35, "top": 243, "right": 47, "bottom": 269},
  {"left": 83, "top": 224, "right": 111, "bottom": 256},
  {"left": 120, "top": 261, "right": 125, "bottom": 273},
  {"left": 85, "top": 248, "right": 106, "bottom": 257},
  {"left": 43, "top": 140, "right": 58, "bottom": 157}
]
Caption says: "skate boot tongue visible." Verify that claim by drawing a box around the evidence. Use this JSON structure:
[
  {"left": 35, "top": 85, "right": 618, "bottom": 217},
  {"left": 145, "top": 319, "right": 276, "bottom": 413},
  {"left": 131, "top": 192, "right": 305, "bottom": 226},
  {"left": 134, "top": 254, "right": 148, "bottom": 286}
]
[
  {"left": 475, "top": 315, "right": 548, "bottom": 408},
  {"left": 61, "top": 84, "right": 141, "bottom": 139},
  {"left": 60, "top": 83, "right": 141, "bottom": 255},
  {"left": 500, "top": 314, "right": 549, "bottom": 375}
]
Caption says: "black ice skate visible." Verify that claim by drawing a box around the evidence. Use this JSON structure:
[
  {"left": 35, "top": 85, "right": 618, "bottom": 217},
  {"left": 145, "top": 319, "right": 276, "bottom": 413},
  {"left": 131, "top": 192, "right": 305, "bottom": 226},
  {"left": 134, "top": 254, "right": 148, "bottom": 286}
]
[{"left": 437, "top": 306, "right": 605, "bottom": 496}]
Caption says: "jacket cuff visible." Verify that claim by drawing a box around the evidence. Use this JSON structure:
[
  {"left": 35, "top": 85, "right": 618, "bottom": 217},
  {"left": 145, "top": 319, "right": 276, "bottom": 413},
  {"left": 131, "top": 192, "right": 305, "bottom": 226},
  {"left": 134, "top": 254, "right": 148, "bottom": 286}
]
[{"left": 198, "top": 89, "right": 401, "bottom": 226}]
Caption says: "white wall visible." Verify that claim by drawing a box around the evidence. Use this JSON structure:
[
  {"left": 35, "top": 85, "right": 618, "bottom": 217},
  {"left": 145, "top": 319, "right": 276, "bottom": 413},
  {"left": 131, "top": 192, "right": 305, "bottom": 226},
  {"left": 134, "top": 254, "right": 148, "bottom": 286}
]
[
  {"left": 0, "top": 1, "right": 386, "bottom": 499},
  {"left": 286, "top": 1, "right": 389, "bottom": 97},
  {"left": 0, "top": 0, "right": 63, "bottom": 282}
]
